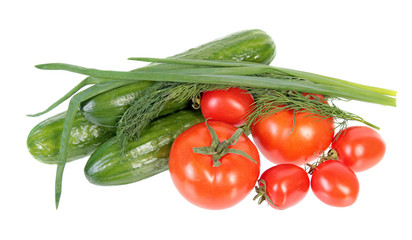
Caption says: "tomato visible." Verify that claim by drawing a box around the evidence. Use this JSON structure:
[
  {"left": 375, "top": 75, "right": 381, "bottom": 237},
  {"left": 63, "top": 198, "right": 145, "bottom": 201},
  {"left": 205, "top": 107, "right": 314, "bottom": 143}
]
[
  {"left": 251, "top": 109, "right": 334, "bottom": 166},
  {"left": 169, "top": 120, "right": 260, "bottom": 210},
  {"left": 311, "top": 160, "right": 359, "bottom": 207},
  {"left": 200, "top": 87, "right": 254, "bottom": 126},
  {"left": 255, "top": 164, "right": 309, "bottom": 210},
  {"left": 332, "top": 126, "right": 386, "bottom": 172}
]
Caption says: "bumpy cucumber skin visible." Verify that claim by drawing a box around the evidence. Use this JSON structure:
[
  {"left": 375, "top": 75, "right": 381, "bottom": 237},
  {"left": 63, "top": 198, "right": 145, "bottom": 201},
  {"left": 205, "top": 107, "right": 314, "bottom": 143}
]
[
  {"left": 172, "top": 29, "right": 276, "bottom": 64},
  {"left": 84, "top": 110, "right": 204, "bottom": 186},
  {"left": 79, "top": 29, "right": 276, "bottom": 127},
  {"left": 79, "top": 81, "right": 189, "bottom": 127},
  {"left": 27, "top": 112, "right": 115, "bottom": 164}
]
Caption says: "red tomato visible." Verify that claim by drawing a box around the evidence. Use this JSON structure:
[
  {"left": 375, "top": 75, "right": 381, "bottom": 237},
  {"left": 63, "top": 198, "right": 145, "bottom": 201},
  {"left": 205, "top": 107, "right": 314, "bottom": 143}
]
[
  {"left": 332, "top": 126, "right": 386, "bottom": 172},
  {"left": 200, "top": 87, "right": 254, "bottom": 126},
  {"left": 169, "top": 121, "right": 260, "bottom": 210},
  {"left": 257, "top": 164, "right": 309, "bottom": 210},
  {"left": 251, "top": 109, "right": 334, "bottom": 166},
  {"left": 311, "top": 160, "right": 359, "bottom": 207}
]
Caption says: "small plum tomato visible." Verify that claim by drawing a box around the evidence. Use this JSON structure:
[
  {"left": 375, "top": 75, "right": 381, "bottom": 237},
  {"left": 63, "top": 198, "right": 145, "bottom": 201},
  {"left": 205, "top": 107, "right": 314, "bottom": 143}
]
[
  {"left": 311, "top": 160, "right": 360, "bottom": 207},
  {"left": 254, "top": 164, "right": 310, "bottom": 210}
]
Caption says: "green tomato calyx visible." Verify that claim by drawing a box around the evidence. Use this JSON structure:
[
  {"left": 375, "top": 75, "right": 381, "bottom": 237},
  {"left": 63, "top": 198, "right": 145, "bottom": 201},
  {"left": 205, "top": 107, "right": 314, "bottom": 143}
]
[
  {"left": 192, "top": 120, "right": 257, "bottom": 167},
  {"left": 253, "top": 179, "right": 281, "bottom": 209}
]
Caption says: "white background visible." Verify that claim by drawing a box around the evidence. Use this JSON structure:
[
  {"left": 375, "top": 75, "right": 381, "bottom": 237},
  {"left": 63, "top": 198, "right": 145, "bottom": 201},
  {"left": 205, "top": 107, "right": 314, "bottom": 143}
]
[{"left": 1, "top": 0, "right": 411, "bottom": 239}]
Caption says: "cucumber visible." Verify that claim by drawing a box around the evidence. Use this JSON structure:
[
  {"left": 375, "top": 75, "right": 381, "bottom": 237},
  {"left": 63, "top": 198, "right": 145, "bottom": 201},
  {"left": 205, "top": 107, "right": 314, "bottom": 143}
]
[
  {"left": 84, "top": 109, "right": 204, "bottom": 185},
  {"left": 171, "top": 29, "right": 276, "bottom": 64},
  {"left": 27, "top": 112, "right": 115, "bottom": 164},
  {"left": 79, "top": 29, "right": 276, "bottom": 127},
  {"left": 79, "top": 81, "right": 189, "bottom": 127}
]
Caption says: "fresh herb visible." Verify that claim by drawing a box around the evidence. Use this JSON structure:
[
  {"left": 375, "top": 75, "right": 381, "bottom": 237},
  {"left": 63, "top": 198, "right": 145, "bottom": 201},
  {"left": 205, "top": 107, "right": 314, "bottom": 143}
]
[{"left": 244, "top": 89, "right": 379, "bottom": 131}]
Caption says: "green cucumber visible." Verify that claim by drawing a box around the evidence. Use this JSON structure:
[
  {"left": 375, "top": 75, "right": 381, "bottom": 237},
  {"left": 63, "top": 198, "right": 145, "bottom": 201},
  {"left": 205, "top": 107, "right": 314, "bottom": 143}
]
[
  {"left": 79, "top": 81, "right": 189, "bottom": 127},
  {"left": 27, "top": 112, "right": 115, "bottom": 164},
  {"left": 84, "top": 109, "right": 204, "bottom": 185},
  {"left": 79, "top": 29, "right": 276, "bottom": 127},
  {"left": 171, "top": 29, "right": 276, "bottom": 64}
]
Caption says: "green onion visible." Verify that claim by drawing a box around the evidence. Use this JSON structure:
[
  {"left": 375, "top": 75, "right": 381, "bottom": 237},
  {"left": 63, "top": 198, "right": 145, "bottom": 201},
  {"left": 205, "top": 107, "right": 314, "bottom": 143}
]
[
  {"left": 130, "top": 57, "right": 397, "bottom": 97},
  {"left": 35, "top": 62, "right": 396, "bottom": 106},
  {"left": 54, "top": 81, "right": 128, "bottom": 209}
]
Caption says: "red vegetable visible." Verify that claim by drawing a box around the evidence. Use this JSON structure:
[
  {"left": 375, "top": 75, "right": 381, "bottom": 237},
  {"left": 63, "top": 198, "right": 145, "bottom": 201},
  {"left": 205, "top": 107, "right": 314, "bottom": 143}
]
[
  {"left": 251, "top": 109, "right": 334, "bottom": 166},
  {"left": 254, "top": 164, "right": 310, "bottom": 210},
  {"left": 311, "top": 160, "right": 359, "bottom": 207},
  {"left": 169, "top": 120, "right": 260, "bottom": 210},
  {"left": 332, "top": 126, "right": 386, "bottom": 172},
  {"left": 200, "top": 87, "right": 254, "bottom": 126}
]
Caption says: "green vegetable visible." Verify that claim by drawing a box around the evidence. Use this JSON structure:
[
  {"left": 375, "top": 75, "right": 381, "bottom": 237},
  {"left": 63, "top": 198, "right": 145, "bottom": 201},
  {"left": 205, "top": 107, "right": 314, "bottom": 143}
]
[
  {"left": 79, "top": 81, "right": 188, "bottom": 127},
  {"left": 84, "top": 109, "right": 204, "bottom": 185},
  {"left": 27, "top": 111, "right": 115, "bottom": 164}
]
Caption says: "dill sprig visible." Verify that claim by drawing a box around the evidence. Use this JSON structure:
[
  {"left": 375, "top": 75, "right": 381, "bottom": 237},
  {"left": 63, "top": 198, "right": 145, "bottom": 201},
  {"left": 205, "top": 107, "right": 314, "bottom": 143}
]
[
  {"left": 242, "top": 89, "right": 379, "bottom": 132},
  {"left": 116, "top": 82, "right": 229, "bottom": 148}
]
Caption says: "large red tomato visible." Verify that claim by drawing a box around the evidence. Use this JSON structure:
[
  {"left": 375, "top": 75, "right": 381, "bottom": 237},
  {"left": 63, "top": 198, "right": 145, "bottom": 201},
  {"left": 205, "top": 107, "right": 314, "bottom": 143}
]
[
  {"left": 200, "top": 87, "right": 254, "bottom": 127},
  {"left": 251, "top": 109, "right": 334, "bottom": 166},
  {"left": 169, "top": 120, "right": 260, "bottom": 210},
  {"left": 332, "top": 126, "right": 386, "bottom": 172}
]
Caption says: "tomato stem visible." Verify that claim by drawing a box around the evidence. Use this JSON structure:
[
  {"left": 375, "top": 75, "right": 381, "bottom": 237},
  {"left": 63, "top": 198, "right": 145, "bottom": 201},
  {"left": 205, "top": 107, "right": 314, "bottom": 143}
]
[
  {"left": 306, "top": 149, "right": 338, "bottom": 175},
  {"left": 192, "top": 120, "right": 257, "bottom": 167},
  {"left": 253, "top": 179, "right": 281, "bottom": 209},
  {"left": 191, "top": 92, "right": 201, "bottom": 110}
]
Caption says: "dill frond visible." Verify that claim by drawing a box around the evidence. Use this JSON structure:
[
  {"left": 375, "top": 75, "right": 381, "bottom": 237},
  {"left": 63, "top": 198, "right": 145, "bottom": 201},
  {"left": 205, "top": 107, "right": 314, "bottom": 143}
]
[
  {"left": 116, "top": 82, "right": 229, "bottom": 148},
  {"left": 242, "top": 89, "right": 378, "bottom": 133}
]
